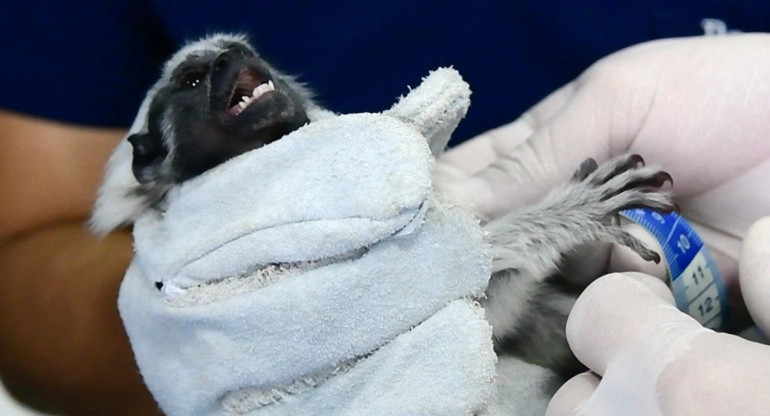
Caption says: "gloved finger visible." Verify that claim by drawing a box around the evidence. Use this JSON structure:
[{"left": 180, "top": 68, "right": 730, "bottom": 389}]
[
  {"left": 442, "top": 57, "right": 660, "bottom": 219},
  {"left": 569, "top": 272, "right": 770, "bottom": 416},
  {"left": 740, "top": 217, "right": 770, "bottom": 335},
  {"left": 544, "top": 372, "right": 600, "bottom": 416},
  {"left": 433, "top": 121, "right": 534, "bottom": 217},
  {"left": 654, "top": 329, "right": 770, "bottom": 416},
  {"left": 433, "top": 82, "right": 579, "bottom": 217},
  {"left": 436, "top": 81, "right": 577, "bottom": 179},
  {"left": 551, "top": 360, "right": 666, "bottom": 416},
  {"left": 566, "top": 272, "right": 703, "bottom": 376},
  {"left": 434, "top": 121, "right": 533, "bottom": 183},
  {"left": 564, "top": 273, "right": 712, "bottom": 416}
]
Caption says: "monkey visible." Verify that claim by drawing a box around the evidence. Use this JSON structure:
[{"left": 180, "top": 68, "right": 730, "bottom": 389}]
[{"left": 93, "top": 34, "right": 675, "bottom": 376}]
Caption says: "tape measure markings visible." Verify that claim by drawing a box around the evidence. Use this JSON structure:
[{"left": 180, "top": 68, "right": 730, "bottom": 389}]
[{"left": 620, "top": 208, "right": 729, "bottom": 330}]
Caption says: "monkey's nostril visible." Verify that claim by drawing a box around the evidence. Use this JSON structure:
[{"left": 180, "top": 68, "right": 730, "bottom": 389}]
[{"left": 214, "top": 51, "right": 232, "bottom": 71}]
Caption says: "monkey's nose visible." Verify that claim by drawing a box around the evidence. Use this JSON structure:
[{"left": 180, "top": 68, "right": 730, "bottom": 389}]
[
  {"left": 214, "top": 47, "right": 253, "bottom": 73},
  {"left": 213, "top": 52, "right": 230, "bottom": 72}
]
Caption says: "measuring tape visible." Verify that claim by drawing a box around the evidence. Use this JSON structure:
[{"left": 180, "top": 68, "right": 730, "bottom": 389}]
[{"left": 620, "top": 208, "right": 730, "bottom": 330}]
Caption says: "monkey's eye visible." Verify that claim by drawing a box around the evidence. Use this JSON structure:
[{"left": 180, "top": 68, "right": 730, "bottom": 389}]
[{"left": 177, "top": 71, "right": 205, "bottom": 90}]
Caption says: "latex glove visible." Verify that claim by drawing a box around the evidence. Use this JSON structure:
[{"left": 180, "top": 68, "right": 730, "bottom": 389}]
[
  {"left": 434, "top": 34, "right": 770, "bottom": 290},
  {"left": 544, "top": 217, "right": 770, "bottom": 416}
]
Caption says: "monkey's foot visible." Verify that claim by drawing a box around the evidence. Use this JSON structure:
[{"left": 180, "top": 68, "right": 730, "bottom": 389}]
[{"left": 562, "top": 153, "right": 676, "bottom": 262}]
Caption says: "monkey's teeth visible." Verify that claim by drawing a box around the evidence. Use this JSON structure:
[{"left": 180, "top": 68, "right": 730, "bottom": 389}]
[
  {"left": 238, "top": 94, "right": 257, "bottom": 110},
  {"left": 231, "top": 81, "right": 276, "bottom": 115},
  {"left": 251, "top": 81, "right": 276, "bottom": 101}
]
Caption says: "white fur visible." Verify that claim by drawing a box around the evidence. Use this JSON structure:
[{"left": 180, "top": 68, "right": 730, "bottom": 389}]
[
  {"left": 89, "top": 82, "right": 158, "bottom": 236},
  {"left": 483, "top": 271, "right": 541, "bottom": 340}
]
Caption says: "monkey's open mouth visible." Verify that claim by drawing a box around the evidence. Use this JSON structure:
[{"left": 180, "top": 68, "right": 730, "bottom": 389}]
[{"left": 227, "top": 68, "right": 275, "bottom": 116}]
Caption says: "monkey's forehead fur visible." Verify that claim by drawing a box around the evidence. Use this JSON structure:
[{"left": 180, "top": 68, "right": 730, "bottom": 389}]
[
  {"left": 162, "top": 33, "right": 251, "bottom": 79},
  {"left": 90, "top": 33, "right": 333, "bottom": 236}
]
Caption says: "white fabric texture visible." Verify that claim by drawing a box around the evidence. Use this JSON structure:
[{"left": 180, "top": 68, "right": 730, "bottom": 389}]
[
  {"left": 484, "top": 356, "right": 562, "bottom": 416},
  {"left": 118, "top": 68, "right": 537, "bottom": 415}
]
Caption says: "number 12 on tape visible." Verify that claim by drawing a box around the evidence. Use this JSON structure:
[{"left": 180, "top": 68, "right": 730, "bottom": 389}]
[{"left": 621, "top": 209, "right": 729, "bottom": 330}]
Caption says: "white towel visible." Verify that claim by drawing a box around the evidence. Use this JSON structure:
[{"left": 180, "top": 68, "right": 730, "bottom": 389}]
[{"left": 114, "top": 68, "right": 514, "bottom": 416}]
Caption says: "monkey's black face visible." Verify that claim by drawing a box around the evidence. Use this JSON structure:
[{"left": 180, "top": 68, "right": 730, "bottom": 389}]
[{"left": 129, "top": 43, "right": 310, "bottom": 184}]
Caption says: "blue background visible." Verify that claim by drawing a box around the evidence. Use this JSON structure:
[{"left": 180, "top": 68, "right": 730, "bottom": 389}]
[{"left": 1, "top": 1, "right": 768, "bottom": 144}]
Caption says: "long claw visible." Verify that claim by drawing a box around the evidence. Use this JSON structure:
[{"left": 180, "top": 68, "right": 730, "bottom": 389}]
[
  {"left": 572, "top": 158, "right": 598, "bottom": 181},
  {"left": 629, "top": 154, "right": 645, "bottom": 167},
  {"left": 649, "top": 251, "right": 661, "bottom": 264},
  {"left": 656, "top": 171, "right": 673, "bottom": 187}
]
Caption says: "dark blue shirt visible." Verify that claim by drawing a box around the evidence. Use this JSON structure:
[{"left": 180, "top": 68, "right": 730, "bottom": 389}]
[{"left": 1, "top": 1, "right": 767, "bottom": 144}]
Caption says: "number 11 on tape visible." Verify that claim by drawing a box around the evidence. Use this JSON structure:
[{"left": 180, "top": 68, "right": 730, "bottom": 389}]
[{"left": 621, "top": 209, "right": 729, "bottom": 330}]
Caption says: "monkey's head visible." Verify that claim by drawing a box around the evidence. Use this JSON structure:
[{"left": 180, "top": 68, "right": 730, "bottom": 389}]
[
  {"left": 130, "top": 35, "right": 313, "bottom": 184},
  {"left": 91, "top": 34, "right": 331, "bottom": 235}
]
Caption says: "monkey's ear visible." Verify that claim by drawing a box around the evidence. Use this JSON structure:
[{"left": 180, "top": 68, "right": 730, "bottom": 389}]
[{"left": 128, "top": 133, "right": 166, "bottom": 184}]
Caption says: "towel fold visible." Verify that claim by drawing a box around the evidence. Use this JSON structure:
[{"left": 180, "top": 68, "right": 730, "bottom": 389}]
[{"left": 132, "top": 113, "right": 435, "bottom": 292}]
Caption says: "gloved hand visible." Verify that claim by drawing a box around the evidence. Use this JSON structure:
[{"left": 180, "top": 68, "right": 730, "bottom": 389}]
[
  {"left": 433, "top": 33, "right": 770, "bottom": 414},
  {"left": 434, "top": 33, "right": 770, "bottom": 290},
  {"left": 545, "top": 217, "right": 770, "bottom": 416}
]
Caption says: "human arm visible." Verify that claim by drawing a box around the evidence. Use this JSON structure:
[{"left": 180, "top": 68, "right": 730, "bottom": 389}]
[{"left": 0, "top": 110, "right": 161, "bottom": 415}]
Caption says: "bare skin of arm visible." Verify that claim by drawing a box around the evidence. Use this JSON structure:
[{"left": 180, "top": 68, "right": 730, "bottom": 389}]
[{"left": 0, "top": 110, "right": 161, "bottom": 415}]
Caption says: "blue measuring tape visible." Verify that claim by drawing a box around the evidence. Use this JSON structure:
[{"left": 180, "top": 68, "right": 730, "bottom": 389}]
[{"left": 620, "top": 208, "right": 730, "bottom": 330}]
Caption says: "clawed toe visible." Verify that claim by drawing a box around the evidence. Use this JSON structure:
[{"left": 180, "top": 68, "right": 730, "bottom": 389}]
[
  {"left": 572, "top": 158, "right": 599, "bottom": 182},
  {"left": 588, "top": 153, "right": 647, "bottom": 184},
  {"left": 610, "top": 228, "right": 661, "bottom": 264}
]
